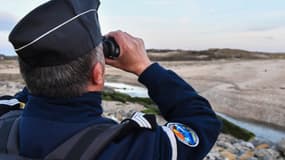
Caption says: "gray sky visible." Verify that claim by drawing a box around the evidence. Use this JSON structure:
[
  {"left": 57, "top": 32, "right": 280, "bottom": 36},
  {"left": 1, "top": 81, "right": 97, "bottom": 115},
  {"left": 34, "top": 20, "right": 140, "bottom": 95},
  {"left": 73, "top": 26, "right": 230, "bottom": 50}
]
[{"left": 1, "top": 0, "right": 285, "bottom": 55}]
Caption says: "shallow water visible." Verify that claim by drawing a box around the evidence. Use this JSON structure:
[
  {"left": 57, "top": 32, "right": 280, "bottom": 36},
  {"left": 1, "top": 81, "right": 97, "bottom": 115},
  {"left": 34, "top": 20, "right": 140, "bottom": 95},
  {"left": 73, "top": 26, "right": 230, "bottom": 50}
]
[
  {"left": 217, "top": 113, "right": 285, "bottom": 143},
  {"left": 105, "top": 82, "right": 148, "bottom": 98},
  {"left": 105, "top": 82, "right": 285, "bottom": 143}
]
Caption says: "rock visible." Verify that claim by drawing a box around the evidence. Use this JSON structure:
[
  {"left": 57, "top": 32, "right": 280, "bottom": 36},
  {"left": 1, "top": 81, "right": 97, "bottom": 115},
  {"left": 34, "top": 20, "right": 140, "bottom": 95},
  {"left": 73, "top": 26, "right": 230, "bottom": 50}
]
[
  {"left": 214, "top": 146, "right": 225, "bottom": 152},
  {"left": 217, "top": 134, "right": 238, "bottom": 144},
  {"left": 232, "top": 143, "right": 245, "bottom": 155},
  {"left": 218, "top": 142, "right": 238, "bottom": 154},
  {"left": 233, "top": 142, "right": 254, "bottom": 155},
  {"left": 254, "top": 148, "right": 281, "bottom": 160},
  {"left": 256, "top": 144, "right": 270, "bottom": 150},
  {"left": 251, "top": 139, "right": 274, "bottom": 148},
  {"left": 240, "top": 142, "right": 255, "bottom": 149},
  {"left": 247, "top": 158, "right": 258, "bottom": 160},
  {"left": 277, "top": 138, "right": 285, "bottom": 156},
  {"left": 204, "top": 133, "right": 285, "bottom": 160},
  {"left": 239, "top": 151, "right": 254, "bottom": 160},
  {"left": 204, "top": 152, "right": 224, "bottom": 160},
  {"left": 221, "top": 150, "right": 236, "bottom": 160}
]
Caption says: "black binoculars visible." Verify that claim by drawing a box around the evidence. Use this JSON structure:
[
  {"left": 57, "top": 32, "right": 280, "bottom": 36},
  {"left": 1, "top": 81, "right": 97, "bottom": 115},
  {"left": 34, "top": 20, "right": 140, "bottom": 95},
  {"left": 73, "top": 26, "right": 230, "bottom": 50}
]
[{"left": 103, "top": 37, "right": 120, "bottom": 59}]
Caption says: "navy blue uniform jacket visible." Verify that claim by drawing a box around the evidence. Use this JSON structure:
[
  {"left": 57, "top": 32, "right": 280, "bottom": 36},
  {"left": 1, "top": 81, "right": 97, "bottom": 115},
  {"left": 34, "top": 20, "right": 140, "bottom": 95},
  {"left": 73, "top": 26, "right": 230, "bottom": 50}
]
[{"left": 16, "top": 63, "right": 221, "bottom": 159}]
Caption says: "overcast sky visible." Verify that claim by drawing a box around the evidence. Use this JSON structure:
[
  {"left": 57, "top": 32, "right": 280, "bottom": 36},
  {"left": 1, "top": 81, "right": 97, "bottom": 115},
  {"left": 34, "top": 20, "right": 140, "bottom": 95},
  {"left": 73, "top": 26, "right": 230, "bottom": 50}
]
[{"left": 0, "top": 0, "right": 285, "bottom": 55}]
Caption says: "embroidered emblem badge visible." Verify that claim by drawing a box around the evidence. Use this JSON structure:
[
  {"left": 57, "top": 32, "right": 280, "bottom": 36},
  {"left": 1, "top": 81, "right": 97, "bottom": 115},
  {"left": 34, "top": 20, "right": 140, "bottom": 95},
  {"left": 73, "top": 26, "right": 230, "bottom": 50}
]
[{"left": 167, "top": 123, "right": 199, "bottom": 147}]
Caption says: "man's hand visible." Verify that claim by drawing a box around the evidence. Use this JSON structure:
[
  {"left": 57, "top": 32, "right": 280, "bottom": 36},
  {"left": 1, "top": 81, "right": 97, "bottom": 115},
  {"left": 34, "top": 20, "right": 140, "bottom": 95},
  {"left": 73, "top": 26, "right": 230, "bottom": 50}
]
[{"left": 105, "top": 31, "right": 152, "bottom": 76}]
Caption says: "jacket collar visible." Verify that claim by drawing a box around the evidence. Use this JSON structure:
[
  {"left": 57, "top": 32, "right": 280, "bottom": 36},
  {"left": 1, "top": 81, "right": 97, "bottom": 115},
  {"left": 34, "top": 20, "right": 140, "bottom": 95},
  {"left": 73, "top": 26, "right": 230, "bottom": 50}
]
[{"left": 22, "top": 92, "right": 103, "bottom": 123}]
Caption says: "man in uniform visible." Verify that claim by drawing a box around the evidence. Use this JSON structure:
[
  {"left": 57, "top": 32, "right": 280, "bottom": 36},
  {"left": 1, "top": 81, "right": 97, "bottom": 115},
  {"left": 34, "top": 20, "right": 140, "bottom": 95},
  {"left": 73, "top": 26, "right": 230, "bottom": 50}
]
[{"left": 7, "top": 0, "right": 221, "bottom": 159}]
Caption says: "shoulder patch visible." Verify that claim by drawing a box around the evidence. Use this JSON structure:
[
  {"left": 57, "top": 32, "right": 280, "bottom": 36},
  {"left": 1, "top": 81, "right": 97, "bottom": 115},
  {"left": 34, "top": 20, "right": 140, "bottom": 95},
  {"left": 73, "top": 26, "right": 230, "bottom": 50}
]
[{"left": 167, "top": 123, "right": 199, "bottom": 147}]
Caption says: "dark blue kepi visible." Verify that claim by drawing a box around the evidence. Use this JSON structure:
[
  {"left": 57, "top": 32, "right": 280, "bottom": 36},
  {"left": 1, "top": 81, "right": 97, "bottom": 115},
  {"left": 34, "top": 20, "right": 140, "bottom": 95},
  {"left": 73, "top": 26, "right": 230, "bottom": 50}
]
[{"left": 9, "top": 0, "right": 102, "bottom": 67}]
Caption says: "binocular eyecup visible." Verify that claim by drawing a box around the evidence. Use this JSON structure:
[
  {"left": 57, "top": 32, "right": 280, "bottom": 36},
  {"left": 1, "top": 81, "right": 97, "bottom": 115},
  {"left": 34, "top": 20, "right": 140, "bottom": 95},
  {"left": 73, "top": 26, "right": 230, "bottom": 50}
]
[{"left": 103, "top": 37, "right": 120, "bottom": 59}]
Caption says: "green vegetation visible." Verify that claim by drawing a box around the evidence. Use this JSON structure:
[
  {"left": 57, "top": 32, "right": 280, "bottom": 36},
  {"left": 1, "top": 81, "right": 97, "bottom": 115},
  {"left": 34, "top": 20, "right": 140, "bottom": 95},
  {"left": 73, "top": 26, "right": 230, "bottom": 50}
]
[
  {"left": 217, "top": 116, "right": 255, "bottom": 141},
  {"left": 102, "top": 90, "right": 255, "bottom": 141},
  {"left": 102, "top": 90, "right": 158, "bottom": 110}
]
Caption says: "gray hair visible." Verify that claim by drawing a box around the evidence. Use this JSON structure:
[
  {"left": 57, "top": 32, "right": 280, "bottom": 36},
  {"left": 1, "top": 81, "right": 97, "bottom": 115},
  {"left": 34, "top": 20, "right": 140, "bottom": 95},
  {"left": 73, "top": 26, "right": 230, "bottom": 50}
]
[{"left": 19, "top": 44, "right": 104, "bottom": 98}]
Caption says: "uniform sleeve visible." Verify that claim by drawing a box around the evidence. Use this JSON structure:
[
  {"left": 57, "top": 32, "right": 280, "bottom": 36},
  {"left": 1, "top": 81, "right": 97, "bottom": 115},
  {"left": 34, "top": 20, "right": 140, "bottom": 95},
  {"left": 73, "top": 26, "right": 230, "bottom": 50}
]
[{"left": 138, "top": 63, "right": 222, "bottom": 160}]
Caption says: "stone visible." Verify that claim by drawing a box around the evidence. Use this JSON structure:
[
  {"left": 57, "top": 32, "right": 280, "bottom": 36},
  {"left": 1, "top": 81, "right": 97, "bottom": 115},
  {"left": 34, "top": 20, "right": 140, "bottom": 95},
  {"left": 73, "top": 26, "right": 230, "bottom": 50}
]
[
  {"left": 214, "top": 146, "right": 225, "bottom": 152},
  {"left": 254, "top": 148, "right": 281, "bottom": 160},
  {"left": 206, "top": 133, "right": 285, "bottom": 160},
  {"left": 221, "top": 150, "right": 236, "bottom": 160},
  {"left": 239, "top": 151, "right": 254, "bottom": 160},
  {"left": 251, "top": 139, "right": 273, "bottom": 148},
  {"left": 233, "top": 142, "right": 251, "bottom": 155},
  {"left": 277, "top": 138, "right": 285, "bottom": 155},
  {"left": 240, "top": 142, "right": 255, "bottom": 149},
  {"left": 220, "top": 142, "right": 238, "bottom": 154},
  {"left": 247, "top": 158, "right": 258, "bottom": 160},
  {"left": 256, "top": 144, "right": 270, "bottom": 150},
  {"left": 217, "top": 134, "right": 237, "bottom": 144},
  {"left": 204, "top": 152, "right": 224, "bottom": 160}
]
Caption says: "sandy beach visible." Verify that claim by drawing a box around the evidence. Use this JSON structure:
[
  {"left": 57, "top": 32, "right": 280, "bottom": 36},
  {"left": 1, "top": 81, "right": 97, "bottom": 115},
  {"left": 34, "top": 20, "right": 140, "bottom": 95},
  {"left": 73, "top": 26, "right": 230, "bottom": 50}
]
[{"left": 105, "top": 59, "right": 285, "bottom": 129}]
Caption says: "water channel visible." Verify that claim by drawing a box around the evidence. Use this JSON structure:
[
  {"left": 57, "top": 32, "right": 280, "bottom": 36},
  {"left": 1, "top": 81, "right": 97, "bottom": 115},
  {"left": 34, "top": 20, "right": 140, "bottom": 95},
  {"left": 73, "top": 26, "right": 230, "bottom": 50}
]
[{"left": 105, "top": 82, "right": 285, "bottom": 143}]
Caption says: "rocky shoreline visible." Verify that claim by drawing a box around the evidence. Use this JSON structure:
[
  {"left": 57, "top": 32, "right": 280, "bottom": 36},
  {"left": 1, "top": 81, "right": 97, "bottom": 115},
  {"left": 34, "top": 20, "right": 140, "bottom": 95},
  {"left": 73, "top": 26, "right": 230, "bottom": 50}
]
[
  {"left": 206, "top": 134, "right": 285, "bottom": 160},
  {"left": 101, "top": 99, "right": 285, "bottom": 160}
]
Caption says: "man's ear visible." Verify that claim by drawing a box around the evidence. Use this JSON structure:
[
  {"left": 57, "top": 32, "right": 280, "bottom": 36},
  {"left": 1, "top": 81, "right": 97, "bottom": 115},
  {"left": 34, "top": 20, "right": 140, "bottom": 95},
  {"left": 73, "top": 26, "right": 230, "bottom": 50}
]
[
  {"left": 87, "top": 62, "right": 105, "bottom": 92},
  {"left": 91, "top": 62, "right": 104, "bottom": 86}
]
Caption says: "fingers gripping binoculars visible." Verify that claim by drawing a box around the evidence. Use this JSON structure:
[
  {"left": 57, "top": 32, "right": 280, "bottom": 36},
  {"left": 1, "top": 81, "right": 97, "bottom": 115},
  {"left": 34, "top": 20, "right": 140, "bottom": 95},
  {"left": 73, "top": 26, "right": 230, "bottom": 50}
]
[{"left": 103, "top": 37, "right": 120, "bottom": 58}]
